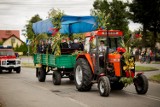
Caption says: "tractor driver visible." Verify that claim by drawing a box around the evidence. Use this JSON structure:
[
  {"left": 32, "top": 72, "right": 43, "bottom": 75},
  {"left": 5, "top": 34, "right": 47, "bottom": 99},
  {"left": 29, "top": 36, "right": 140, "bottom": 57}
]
[{"left": 99, "top": 40, "right": 106, "bottom": 67}]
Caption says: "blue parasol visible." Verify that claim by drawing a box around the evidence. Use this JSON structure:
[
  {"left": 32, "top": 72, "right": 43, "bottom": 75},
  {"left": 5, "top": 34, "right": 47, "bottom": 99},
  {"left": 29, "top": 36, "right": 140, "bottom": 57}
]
[{"left": 32, "top": 15, "right": 98, "bottom": 35}]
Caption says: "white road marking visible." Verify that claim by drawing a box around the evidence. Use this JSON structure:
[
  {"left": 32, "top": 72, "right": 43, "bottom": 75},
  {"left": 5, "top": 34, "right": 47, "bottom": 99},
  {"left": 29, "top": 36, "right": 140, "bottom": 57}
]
[
  {"left": 124, "top": 90, "right": 160, "bottom": 102},
  {"left": 68, "top": 98, "right": 89, "bottom": 107}
]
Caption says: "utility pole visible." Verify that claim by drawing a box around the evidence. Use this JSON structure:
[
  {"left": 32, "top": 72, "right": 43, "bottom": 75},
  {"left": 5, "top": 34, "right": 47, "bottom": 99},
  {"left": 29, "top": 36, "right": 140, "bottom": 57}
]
[{"left": 26, "top": 39, "right": 30, "bottom": 64}]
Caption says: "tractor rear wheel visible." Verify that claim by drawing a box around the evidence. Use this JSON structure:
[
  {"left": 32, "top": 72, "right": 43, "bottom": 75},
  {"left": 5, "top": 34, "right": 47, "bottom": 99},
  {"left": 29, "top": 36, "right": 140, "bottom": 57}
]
[
  {"left": 52, "top": 71, "right": 61, "bottom": 85},
  {"left": 38, "top": 66, "right": 46, "bottom": 82},
  {"left": 98, "top": 76, "right": 111, "bottom": 96},
  {"left": 74, "top": 58, "right": 92, "bottom": 91},
  {"left": 134, "top": 74, "right": 148, "bottom": 94}
]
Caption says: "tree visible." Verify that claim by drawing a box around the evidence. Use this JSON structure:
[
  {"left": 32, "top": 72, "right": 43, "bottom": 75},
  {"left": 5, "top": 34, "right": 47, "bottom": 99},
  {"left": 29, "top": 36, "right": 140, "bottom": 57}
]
[
  {"left": 129, "top": 0, "right": 160, "bottom": 47},
  {"left": 24, "top": 14, "right": 42, "bottom": 40},
  {"left": 0, "top": 41, "right": 3, "bottom": 45},
  {"left": 13, "top": 43, "right": 28, "bottom": 55},
  {"left": 91, "top": 0, "right": 130, "bottom": 35}
]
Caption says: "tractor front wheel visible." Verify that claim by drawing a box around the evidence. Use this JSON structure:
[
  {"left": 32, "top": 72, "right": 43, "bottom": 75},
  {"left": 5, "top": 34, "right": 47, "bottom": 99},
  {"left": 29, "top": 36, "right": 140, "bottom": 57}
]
[
  {"left": 98, "top": 76, "right": 111, "bottom": 97},
  {"left": 134, "top": 74, "right": 148, "bottom": 94},
  {"left": 74, "top": 58, "right": 92, "bottom": 91}
]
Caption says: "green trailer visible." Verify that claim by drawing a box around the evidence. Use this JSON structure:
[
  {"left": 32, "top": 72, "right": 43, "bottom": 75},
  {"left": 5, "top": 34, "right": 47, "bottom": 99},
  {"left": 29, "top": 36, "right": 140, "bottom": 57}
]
[{"left": 33, "top": 53, "right": 76, "bottom": 85}]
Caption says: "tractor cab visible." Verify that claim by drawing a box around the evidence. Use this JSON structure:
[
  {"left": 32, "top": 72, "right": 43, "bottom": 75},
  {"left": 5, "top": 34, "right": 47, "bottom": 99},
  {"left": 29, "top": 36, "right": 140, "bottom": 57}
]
[
  {"left": 84, "top": 30, "right": 123, "bottom": 53},
  {"left": 83, "top": 30, "right": 124, "bottom": 75}
]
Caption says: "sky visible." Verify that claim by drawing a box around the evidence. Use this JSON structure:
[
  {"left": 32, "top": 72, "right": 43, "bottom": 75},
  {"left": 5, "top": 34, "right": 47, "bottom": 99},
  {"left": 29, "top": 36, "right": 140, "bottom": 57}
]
[{"left": 0, "top": 0, "right": 141, "bottom": 42}]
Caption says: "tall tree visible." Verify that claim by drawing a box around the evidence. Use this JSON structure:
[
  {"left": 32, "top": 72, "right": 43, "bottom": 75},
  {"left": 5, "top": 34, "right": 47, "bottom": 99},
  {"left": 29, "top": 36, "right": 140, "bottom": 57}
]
[
  {"left": 129, "top": 0, "right": 160, "bottom": 47},
  {"left": 91, "top": 0, "right": 130, "bottom": 35},
  {"left": 24, "top": 14, "right": 42, "bottom": 39}
]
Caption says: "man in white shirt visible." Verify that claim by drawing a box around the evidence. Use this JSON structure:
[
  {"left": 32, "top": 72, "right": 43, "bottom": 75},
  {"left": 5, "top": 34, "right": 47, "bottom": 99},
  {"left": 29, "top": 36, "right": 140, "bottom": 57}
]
[{"left": 99, "top": 40, "right": 106, "bottom": 67}]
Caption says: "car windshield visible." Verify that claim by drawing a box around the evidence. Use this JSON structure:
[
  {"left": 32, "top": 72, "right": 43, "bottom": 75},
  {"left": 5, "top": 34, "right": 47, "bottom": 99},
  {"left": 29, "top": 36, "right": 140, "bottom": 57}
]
[{"left": 0, "top": 50, "right": 15, "bottom": 56}]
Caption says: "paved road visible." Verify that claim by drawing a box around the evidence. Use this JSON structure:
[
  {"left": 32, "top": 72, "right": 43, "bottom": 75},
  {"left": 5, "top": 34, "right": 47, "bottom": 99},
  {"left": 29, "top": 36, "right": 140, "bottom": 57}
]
[{"left": 0, "top": 66, "right": 160, "bottom": 107}]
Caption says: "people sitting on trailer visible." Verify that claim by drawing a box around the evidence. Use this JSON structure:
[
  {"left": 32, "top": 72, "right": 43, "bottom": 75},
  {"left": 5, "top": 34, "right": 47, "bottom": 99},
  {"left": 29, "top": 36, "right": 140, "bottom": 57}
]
[
  {"left": 71, "top": 39, "right": 80, "bottom": 50},
  {"left": 39, "top": 40, "right": 46, "bottom": 53},
  {"left": 99, "top": 40, "right": 106, "bottom": 67},
  {"left": 79, "top": 41, "right": 84, "bottom": 51},
  {"left": 45, "top": 40, "right": 52, "bottom": 53},
  {"left": 37, "top": 42, "right": 41, "bottom": 53},
  {"left": 60, "top": 39, "right": 69, "bottom": 48}
]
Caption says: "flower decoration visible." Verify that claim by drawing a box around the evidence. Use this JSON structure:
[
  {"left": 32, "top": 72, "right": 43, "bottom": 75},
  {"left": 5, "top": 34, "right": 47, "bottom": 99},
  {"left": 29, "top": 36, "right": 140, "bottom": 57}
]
[
  {"left": 117, "top": 47, "right": 126, "bottom": 54},
  {"left": 119, "top": 32, "right": 142, "bottom": 86},
  {"left": 50, "top": 28, "right": 60, "bottom": 36}
]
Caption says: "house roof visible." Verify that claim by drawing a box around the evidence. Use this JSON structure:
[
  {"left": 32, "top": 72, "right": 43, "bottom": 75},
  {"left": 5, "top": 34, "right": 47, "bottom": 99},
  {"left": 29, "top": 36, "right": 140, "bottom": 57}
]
[
  {"left": 4, "top": 34, "right": 25, "bottom": 44},
  {"left": 0, "top": 30, "right": 20, "bottom": 41}
]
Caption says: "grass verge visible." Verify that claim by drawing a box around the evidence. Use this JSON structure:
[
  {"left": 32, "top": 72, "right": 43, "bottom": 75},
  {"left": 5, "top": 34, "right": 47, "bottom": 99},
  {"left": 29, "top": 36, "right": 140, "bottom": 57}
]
[
  {"left": 149, "top": 74, "right": 160, "bottom": 83},
  {"left": 21, "top": 63, "right": 35, "bottom": 68},
  {"left": 151, "top": 61, "right": 160, "bottom": 64},
  {"left": 135, "top": 66, "right": 159, "bottom": 72}
]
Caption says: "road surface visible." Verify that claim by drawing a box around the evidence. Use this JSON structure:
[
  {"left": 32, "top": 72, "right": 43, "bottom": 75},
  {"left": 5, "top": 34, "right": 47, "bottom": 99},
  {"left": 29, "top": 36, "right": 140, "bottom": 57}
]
[{"left": 0, "top": 67, "right": 160, "bottom": 107}]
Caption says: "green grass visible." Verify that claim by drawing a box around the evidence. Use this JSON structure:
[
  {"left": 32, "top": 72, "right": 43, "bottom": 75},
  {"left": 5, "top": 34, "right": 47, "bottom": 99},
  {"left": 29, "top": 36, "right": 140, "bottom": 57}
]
[
  {"left": 151, "top": 61, "right": 160, "bottom": 64},
  {"left": 21, "top": 63, "right": 35, "bottom": 68},
  {"left": 135, "top": 66, "right": 159, "bottom": 72},
  {"left": 149, "top": 74, "right": 160, "bottom": 83}
]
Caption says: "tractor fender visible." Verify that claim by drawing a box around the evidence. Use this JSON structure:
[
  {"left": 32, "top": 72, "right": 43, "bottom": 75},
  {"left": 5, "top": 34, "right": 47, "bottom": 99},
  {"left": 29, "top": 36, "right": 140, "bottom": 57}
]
[{"left": 76, "top": 53, "right": 94, "bottom": 73}]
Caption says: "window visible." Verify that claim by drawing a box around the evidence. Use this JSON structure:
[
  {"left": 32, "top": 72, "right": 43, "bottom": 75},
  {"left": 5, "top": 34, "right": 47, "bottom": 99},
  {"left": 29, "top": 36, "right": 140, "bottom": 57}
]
[{"left": 11, "top": 37, "right": 15, "bottom": 43}]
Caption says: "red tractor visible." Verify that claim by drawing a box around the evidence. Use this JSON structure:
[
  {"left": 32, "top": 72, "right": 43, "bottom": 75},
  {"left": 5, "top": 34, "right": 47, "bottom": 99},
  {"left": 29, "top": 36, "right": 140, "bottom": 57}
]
[{"left": 74, "top": 30, "right": 148, "bottom": 96}]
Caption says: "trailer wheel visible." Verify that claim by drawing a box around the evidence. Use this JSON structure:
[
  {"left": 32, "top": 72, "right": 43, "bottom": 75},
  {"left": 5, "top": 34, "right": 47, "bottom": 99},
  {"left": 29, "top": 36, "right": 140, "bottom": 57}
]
[
  {"left": 134, "top": 74, "right": 148, "bottom": 94},
  {"left": 38, "top": 66, "right": 46, "bottom": 82},
  {"left": 16, "top": 67, "right": 21, "bottom": 73},
  {"left": 98, "top": 76, "right": 111, "bottom": 97},
  {"left": 74, "top": 58, "right": 92, "bottom": 91},
  {"left": 36, "top": 68, "right": 39, "bottom": 77},
  {"left": 52, "top": 71, "right": 61, "bottom": 85}
]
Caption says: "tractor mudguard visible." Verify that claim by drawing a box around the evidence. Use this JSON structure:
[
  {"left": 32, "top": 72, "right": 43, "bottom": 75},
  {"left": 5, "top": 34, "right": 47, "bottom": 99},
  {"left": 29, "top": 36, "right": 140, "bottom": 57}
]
[{"left": 76, "top": 53, "right": 94, "bottom": 73}]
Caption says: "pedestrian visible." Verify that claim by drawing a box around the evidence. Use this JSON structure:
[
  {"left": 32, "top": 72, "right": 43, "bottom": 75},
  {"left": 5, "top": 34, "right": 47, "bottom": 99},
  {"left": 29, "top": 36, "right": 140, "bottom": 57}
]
[{"left": 135, "top": 48, "right": 140, "bottom": 61}]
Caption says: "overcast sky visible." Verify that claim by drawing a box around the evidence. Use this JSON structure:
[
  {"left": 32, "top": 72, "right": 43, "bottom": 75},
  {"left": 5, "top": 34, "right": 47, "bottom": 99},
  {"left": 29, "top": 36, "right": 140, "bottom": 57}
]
[{"left": 0, "top": 0, "right": 141, "bottom": 41}]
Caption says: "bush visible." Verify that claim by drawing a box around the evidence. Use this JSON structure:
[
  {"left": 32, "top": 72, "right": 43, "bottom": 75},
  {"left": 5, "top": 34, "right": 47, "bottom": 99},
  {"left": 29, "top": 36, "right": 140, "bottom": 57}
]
[{"left": 14, "top": 43, "right": 28, "bottom": 55}]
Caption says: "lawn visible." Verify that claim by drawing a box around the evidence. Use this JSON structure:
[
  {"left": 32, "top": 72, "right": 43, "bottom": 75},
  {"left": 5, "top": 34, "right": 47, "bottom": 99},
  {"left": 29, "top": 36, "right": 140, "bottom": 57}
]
[
  {"left": 135, "top": 66, "right": 159, "bottom": 72},
  {"left": 149, "top": 74, "right": 160, "bottom": 83},
  {"left": 21, "top": 62, "right": 35, "bottom": 68}
]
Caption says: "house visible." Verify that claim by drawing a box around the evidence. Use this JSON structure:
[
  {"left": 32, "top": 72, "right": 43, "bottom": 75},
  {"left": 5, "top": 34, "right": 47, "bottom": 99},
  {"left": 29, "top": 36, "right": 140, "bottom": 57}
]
[
  {"left": 3, "top": 34, "right": 25, "bottom": 48},
  {"left": 0, "top": 30, "right": 24, "bottom": 47},
  {"left": 0, "top": 30, "right": 20, "bottom": 42}
]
